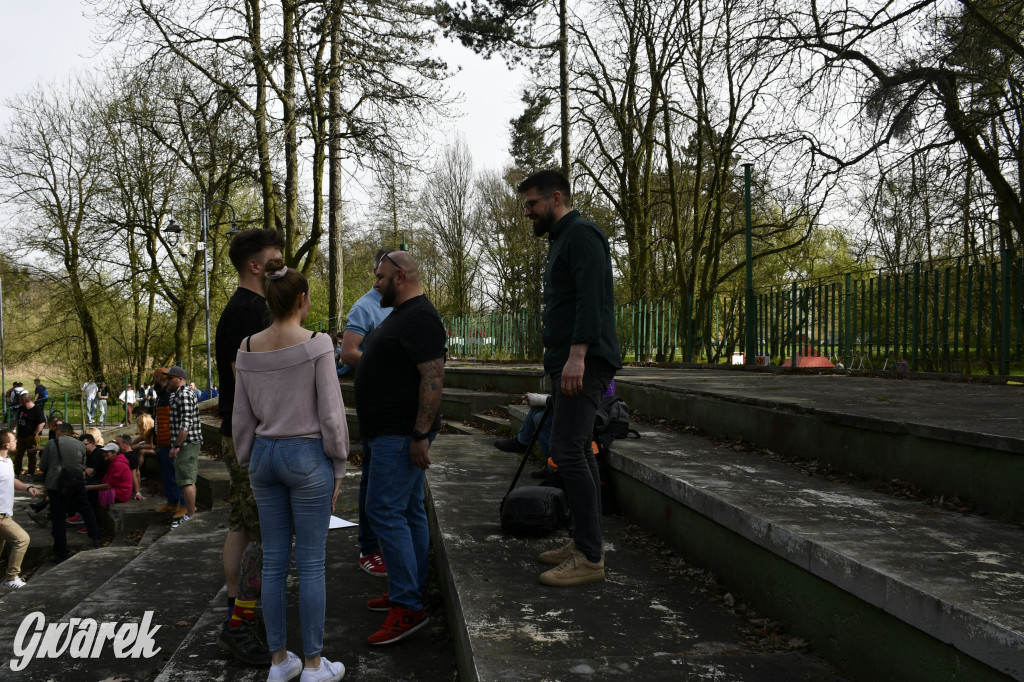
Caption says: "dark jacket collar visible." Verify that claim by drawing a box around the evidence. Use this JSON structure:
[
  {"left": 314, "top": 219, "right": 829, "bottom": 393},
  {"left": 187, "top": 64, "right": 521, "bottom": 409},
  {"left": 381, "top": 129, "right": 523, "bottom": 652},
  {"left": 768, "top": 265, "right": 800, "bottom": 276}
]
[{"left": 548, "top": 210, "right": 580, "bottom": 240}]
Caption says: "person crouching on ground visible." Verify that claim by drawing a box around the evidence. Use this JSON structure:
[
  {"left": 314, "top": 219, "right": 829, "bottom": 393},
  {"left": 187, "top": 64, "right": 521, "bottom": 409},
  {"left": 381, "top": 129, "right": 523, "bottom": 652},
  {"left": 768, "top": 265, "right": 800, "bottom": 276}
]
[
  {"left": 0, "top": 429, "right": 40, "bottom": 588},
  {"left": 85, "top": 442, "right": 133, "bottom": 510},
  {"left": 354, "top": 250, "right": 446, "bottom": 645},
  {"left": 232, "top": 258, "right": 349, "bottom": 682}
]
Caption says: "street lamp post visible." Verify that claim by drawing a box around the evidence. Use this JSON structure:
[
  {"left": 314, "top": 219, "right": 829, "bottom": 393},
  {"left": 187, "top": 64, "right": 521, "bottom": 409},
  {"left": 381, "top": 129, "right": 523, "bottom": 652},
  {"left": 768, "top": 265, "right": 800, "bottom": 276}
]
[
  {"left": 743, "top": 163, "right": 756, "bottom": 365},
  {"left": 163, "top": 197, "right": 240, "bottom": 393}
]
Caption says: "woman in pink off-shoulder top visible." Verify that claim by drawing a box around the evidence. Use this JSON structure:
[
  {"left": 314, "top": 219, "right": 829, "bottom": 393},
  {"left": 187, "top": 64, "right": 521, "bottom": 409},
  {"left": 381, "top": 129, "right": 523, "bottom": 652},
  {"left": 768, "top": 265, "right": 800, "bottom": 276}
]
[{"left": 233, "top": 258, "right": 349, "bottom": 682}]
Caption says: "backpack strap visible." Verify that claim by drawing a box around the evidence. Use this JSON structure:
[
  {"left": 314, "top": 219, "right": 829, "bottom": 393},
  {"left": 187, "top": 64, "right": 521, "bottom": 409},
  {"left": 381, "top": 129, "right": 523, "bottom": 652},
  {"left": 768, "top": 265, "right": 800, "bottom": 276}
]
[{"left": 246, "top": 336, "right": 252, "bottom": 352}]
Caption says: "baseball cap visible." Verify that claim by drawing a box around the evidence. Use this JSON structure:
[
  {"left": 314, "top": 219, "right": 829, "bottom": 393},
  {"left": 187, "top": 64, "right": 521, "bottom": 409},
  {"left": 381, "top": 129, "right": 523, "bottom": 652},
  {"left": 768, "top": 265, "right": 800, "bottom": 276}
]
[
  {"left": 101, "top": 442, "right": 119, "bottom": 452},
  {"left": 167, "top": 366, "right": 188, "bottom": 379}
]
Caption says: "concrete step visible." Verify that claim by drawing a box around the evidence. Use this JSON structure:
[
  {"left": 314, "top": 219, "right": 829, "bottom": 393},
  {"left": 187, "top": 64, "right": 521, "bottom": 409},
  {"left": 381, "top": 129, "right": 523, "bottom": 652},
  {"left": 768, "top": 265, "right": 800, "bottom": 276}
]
[
  {"left": 0, "top": 546, "right": 143, "bottom": 637},
  {"left": 614, "top": 367, "right": 1024, "bottom": 522},
  {"left": 467, "top": 411, "right": 513, "bottom": 434},
  {"left": 426, "top": 434, "right": 847, "bottom": 681},
  {"left": 340, "top": 383, "right": 512, "bottom": 421},
  {"left": 3, "top": 509, "right": 230, "bottom": 680},
  {"left": 601, "top": 426, "right": 1023, "bottom": 681},
  {"left": 443, "top": 363, "right": 547, "bottom": 394}
]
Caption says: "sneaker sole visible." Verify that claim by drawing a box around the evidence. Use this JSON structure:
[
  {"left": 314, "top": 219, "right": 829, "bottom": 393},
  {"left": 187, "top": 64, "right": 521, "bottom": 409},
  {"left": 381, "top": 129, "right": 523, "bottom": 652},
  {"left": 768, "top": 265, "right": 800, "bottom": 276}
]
[
  {"left": 359, "top": 564, "right": 388, "bottom": 578},
  {"left": 368, "top": 616, "right": 429, "bottom": 645},
  {"left": 538, "top": 569, "right": 606, "bottom": 587},
  {"left": 366, "top": 602, "right": 391, "bottom": 612}
]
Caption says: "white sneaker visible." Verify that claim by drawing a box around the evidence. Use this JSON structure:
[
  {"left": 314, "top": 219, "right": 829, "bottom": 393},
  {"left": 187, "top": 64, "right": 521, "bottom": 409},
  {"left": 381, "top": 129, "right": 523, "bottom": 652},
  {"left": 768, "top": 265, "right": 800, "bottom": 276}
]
[
  {"left": 171, "top": 514, "right": 191, "bottom": 528},
  {"left": 268, "top": 651, "right": 302, "bottom": 682},
  {"left": 4, "top": 576, "right": 26, "bottom": 589},
  {"left": 300, "top": 657, "right": 345, "bottom": 682}
]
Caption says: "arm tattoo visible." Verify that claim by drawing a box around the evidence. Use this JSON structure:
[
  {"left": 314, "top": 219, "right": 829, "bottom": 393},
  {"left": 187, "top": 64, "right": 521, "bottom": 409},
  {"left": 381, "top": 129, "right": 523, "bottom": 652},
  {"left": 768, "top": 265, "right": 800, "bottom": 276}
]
[{"left": 415, "top": 358, "right": 445, "bottom": 434}]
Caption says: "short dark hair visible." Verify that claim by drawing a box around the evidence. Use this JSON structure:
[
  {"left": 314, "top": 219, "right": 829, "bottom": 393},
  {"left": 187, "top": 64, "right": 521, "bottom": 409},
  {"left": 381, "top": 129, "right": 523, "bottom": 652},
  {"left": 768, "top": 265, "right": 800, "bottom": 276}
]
[
  {"left": 228, "top": 228, "right": 286, "bottom": 274},
  {"left": 0, "top": 429, "right": 12, "bottom": 444},
  {"left": 58, "top": 422, "right": 75, "bottom": 435},
  {"left": 517, "top": 170, "right": 572, "bottom": 206},
  {"left": 80, "top": 433, "right": 96, "bottom": 444}
]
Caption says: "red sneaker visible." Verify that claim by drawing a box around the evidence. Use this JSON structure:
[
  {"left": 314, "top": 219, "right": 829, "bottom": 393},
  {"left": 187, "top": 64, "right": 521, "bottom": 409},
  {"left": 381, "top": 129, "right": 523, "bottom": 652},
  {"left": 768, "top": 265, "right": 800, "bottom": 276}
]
[
  {"left": 76, "top": 527, "right": 89, "bottom": 534},
  {"left": 358, "top": 552, "right": 387, "bottom": 578},
  {"left": 366, "top": 594, "right": 392, "bottom": 612},
  {"left": 66, "top": 514, "right": 83, "bottom": 525},
  {"left": 367, "top": 606, "right": 429, "bottom": 645}
]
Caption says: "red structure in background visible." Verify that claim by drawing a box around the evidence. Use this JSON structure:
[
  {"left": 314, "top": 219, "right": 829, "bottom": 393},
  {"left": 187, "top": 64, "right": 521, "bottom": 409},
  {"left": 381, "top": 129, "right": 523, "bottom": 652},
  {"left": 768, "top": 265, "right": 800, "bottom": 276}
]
[{"left": 780, "top": 342, "right": 835, "bottom": 368}]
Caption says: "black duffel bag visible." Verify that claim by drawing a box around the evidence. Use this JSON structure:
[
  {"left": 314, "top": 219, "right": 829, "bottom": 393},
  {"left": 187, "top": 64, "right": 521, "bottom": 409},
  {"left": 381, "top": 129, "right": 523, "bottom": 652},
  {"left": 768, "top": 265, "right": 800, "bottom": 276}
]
[
  {"left": 501, "top": 485, "right": 569, "bottom": 536},
  {"left": 499, "top": 400, "right": 571, "bottom": 537}
]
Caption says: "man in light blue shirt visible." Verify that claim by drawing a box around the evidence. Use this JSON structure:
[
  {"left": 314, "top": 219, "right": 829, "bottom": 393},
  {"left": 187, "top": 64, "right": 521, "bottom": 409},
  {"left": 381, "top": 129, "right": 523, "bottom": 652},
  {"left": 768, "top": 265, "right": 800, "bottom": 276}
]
[
  {"left": 342, "top": 248, "right": 393, "bottom": 578},
  {"left": 339, "top": 248, "right": 394, "bottom": 375}
]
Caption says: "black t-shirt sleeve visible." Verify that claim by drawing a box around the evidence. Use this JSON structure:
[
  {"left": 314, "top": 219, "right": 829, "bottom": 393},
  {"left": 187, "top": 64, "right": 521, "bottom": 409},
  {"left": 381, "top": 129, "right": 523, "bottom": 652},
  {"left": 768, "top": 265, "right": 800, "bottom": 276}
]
[{"left": 401, "top": 308, "right": 447, "bottom": 365}]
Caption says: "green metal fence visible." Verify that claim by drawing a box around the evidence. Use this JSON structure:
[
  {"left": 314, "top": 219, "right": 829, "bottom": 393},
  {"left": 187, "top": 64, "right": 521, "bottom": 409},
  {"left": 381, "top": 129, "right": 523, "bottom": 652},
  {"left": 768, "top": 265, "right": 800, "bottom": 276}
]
[{"left": 436, "top": 252, "right": 1024, "bottom": 374}]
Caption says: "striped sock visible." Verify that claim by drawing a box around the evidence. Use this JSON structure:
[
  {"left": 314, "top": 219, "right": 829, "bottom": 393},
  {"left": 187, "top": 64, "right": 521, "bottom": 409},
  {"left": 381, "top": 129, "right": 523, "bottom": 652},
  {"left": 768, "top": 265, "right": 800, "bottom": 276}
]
[{"left": 229, "top": 599, "right": 256, "bottom": 627}]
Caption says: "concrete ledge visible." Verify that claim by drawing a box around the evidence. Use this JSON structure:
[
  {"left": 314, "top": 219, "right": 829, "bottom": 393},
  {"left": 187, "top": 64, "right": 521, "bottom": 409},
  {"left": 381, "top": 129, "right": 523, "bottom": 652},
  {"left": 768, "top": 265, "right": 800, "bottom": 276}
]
[
  {"left": 341, "top": 383, "right": 514, "bottom": 421},
  {"left": 426, "top": 435, "right": 846, "bottom": 682},
  {"left": 442, "top": 364, "right": 546, "bottom": 394},
  {"left": 602, "top": 429, "right": 1024, "bottom": 680},
  {"left": 615, "top": 371, "right": 1024, "bottom": 521}
]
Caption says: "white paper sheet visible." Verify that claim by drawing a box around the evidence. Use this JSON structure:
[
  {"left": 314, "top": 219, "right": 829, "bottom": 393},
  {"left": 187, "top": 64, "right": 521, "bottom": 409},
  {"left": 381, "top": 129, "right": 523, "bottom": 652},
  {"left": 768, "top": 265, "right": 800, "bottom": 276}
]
[{"left": 329, "top": 515, "right": 357, "bottom": 529}]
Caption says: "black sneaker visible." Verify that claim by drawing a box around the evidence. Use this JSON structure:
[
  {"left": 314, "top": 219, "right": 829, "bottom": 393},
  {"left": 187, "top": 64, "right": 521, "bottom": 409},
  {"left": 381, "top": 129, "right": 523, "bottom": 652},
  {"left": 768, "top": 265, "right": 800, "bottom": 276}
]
[
  {"left": 493, "top": 437, "right": 528, "bottom": 453},
  {"left": 217, "top": 616, "right": 271, "bottom": 666}
]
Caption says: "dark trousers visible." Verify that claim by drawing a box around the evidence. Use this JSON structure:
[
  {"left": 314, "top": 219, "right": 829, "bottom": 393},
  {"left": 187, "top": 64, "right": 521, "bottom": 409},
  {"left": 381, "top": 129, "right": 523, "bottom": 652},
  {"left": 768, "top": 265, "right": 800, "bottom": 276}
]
[
  {"left": 549, "top": 359, "right": 616, "bottom": 562},
  {"left": 158, "top": 446, "right": 182, "bottom": 505},
  {"left": 47, "top": 479, "right": 102, "bottom": 560}
]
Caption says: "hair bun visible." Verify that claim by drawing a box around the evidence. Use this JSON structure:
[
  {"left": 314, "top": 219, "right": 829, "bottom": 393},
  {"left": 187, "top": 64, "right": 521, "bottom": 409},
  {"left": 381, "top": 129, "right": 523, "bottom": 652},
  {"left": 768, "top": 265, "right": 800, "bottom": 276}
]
[{"left": 264, "top": 258, "right": 287, "bottom": 280}]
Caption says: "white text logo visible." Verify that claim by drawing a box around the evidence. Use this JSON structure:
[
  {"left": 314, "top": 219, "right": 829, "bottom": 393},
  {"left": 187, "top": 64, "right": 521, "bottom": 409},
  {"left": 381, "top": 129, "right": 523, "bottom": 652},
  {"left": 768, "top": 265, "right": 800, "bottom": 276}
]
[{"left": 10, "top": 611, "right": 162, "bottom": 671}]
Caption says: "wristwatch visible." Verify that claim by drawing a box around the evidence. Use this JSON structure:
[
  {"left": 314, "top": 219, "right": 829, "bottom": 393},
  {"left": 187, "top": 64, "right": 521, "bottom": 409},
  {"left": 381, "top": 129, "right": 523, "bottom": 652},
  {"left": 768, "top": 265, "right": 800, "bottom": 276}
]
[{"left": 412, "top": 431, "right": 430, "bottom": 442}]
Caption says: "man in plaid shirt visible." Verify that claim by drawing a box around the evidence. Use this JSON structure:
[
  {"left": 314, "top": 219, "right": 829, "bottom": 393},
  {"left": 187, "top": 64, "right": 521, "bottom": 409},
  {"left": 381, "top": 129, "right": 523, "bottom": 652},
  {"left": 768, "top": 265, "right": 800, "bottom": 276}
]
[{"left": 168, "top": 366, "right": 203, "bottom": 528}]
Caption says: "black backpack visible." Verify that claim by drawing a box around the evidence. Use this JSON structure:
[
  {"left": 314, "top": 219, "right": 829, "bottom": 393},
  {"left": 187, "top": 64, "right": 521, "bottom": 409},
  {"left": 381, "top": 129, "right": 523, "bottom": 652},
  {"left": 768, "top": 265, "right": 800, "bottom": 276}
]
[{"left": 593, "top": 395, "right": 639, "bottom": 448}]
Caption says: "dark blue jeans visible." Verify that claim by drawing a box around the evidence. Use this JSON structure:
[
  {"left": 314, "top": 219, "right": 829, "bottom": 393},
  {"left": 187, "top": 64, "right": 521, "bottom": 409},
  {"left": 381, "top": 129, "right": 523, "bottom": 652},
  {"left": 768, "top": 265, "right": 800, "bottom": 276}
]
[
  {"left": 517, "top": 406, "right": 552, "bottom": 458},
  {"left": 158, "top": 446, "right": 183, "bottom": 506},
  {"left": 365, "top": 433, "right": 435, "bottom": 611},
  {"left": 549, "top": 360, "right": 616, "bottom": 563},
  {"left": 358, "top": 437, "right": 380, "bottom": 556}
]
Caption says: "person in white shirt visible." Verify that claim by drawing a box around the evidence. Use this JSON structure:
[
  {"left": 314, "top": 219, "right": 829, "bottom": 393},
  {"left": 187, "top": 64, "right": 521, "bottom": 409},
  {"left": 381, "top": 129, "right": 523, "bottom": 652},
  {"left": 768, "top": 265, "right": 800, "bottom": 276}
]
[
  {"left": 118, "top": 386, "right": 137, "bottom": 426},
  {"left": 82, "top": 381, "right": 98, "bottom": 423},
  {"left": 0, "top": 429, "right": 40, "bottom": 588}
]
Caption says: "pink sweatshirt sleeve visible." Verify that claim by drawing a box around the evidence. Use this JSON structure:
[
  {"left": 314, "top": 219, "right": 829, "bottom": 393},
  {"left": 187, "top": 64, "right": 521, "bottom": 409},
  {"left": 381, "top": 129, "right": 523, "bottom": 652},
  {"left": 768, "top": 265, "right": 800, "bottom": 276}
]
[
  {"left": 316, "top": 349, "right": 349, "bottom": 477},
  {"left": 232, "top": 363, "right": 257, "bottom": 468}
]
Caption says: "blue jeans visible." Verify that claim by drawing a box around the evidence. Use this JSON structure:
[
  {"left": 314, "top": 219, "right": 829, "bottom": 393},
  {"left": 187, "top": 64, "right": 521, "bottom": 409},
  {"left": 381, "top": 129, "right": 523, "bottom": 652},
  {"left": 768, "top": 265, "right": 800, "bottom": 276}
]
[
  {"left": 517, "top": 406, "right": 552, "bottom": 458},
  {"left": 249, "top": 436, "right": 333, "bottom": 657},
  {"left": 358, "top": 437, "right": 381, "bottom": 556},
  {"left": 158, "top": 446, "right": 183, "bottom": 506},
  {"left": 365, "top": 434, "right": 434, "bottom": 611}
]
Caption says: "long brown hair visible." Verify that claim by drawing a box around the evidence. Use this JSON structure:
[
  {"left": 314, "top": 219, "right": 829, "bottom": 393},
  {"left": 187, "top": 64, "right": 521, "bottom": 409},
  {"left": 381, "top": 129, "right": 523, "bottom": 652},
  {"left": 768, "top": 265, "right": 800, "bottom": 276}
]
[{"left": 263, "top": 258, "right": 310, "bottom": 319}]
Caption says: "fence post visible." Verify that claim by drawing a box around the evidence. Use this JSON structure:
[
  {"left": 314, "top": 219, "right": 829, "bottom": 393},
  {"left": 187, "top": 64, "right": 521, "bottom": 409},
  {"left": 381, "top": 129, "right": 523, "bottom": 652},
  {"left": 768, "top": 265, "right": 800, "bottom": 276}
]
[
  {"left": 843, "top": 274, "right": 852, "bottom": 365},
  {"left": 912, "top": 263, "right": 921, "bottom": 371},
  {"left": 1001, "top": 247, "right": 1011, "bottom": 375}
]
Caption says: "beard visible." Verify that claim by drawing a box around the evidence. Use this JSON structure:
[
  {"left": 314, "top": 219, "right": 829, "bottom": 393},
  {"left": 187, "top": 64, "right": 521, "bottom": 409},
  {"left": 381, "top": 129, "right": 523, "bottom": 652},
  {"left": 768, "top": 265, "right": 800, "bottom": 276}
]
[
  {"left": 532, "top": 212, "right": 554, "bottom": 237},
  {"left": 379, "top": 275, "right": 398, "bottom": 308}
]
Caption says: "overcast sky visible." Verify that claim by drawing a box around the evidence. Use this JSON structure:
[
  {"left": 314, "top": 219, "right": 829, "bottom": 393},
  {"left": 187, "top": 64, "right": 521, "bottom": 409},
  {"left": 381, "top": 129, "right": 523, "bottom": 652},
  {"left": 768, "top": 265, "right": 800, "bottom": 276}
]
[{"left": 0, "top": 3, "right": 525, "bottom": 187}]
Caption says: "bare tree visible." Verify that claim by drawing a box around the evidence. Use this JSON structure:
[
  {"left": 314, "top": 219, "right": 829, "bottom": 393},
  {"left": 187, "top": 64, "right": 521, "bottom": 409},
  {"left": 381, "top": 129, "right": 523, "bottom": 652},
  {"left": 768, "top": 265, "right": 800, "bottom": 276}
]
[{"left": 419, "top": 139, "right": 481, "bottom": 315}]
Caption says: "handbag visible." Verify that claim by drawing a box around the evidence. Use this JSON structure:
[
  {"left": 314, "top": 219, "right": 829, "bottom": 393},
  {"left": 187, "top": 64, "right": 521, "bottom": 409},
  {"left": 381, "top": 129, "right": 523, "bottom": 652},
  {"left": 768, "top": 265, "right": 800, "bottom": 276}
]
[{"left": 499, "top": 400, "right": 571, "bottom": 537}]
